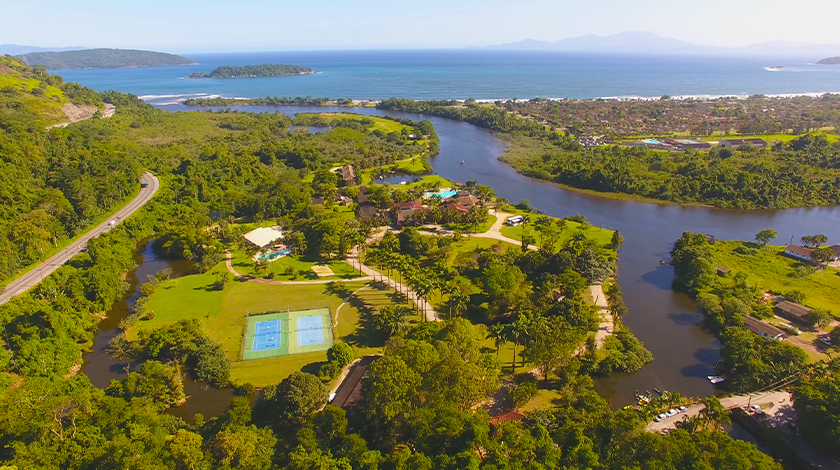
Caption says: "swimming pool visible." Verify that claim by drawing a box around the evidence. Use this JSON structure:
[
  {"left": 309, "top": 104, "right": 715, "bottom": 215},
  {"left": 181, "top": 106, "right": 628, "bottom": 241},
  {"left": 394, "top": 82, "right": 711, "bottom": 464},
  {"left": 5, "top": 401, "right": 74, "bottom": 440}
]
[
  {"left": 429, "top": 190, "right": 457, "bottom": 199},
  {"left": 258, "top": 249, "right": 291, "bottom": 261},
  {"left": 643, "top": 139, "right": 661, "bottom": 145}
]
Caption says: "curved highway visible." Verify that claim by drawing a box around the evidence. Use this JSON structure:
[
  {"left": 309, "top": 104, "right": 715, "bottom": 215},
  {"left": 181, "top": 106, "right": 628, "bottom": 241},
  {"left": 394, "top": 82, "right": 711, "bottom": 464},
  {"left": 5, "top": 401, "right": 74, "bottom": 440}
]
[{"left": 0, "top": 171, "right": 160, "bottom": 305}]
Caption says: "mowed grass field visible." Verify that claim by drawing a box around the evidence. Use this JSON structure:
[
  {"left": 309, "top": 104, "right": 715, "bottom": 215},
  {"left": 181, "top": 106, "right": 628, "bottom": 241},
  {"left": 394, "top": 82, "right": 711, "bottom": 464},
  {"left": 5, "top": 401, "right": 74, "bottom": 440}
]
[
  {"left": 131, "top": 266, "right": 375, "bottom": 386},
  {"left": 131, "top": 263, "right": 429, "bottom": 386},
  {"left": 499, "top": 216, "right": 615, "bottom": 252},
  {"left": 711, "top": 241, "right": 840, "bottom": 315}
]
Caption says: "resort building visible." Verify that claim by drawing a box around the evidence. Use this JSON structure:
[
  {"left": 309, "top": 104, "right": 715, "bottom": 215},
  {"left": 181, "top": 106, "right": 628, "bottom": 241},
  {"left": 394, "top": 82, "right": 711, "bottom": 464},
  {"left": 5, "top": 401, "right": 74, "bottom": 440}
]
[
  {"left": 742, "top": 316, "right": 786, "bottom": 341},
  {"left": 340, "top": 164, "right": 356, "bottom": 183},
  {"left": 718, "top": 138, "right": 768, "bottom": 149},
  {"left": 442, "top": 202, "right": 469, "bottom": 214},
  {"left": 243, "top": 226, "right": 285, "bottom": 249},
  {"left": 773, "top": 300, "right": 812, "bottom": 326},
  {"left": 394, "top": 201, "right": 429, "bottom": 226},
  {"left": 783, "top": 244, "right": 813, "bottom": 262}
]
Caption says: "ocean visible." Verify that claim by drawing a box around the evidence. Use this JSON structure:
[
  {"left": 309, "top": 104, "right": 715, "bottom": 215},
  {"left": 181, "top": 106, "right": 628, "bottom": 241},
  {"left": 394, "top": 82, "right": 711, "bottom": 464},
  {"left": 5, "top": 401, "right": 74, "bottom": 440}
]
[{"left": 52, "top": 49, "right": 840, "bottom": 104}]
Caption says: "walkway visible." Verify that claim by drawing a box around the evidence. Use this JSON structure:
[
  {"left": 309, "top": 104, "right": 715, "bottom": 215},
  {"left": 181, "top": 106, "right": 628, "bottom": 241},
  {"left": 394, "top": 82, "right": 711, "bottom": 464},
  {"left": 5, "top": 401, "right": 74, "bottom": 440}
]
[
  {"left": 0, "top": 172, "right": 159, "bottom": 305},
  {"left": 345, "top": 250, "right": 441, "bottom": 322},
  {"left": 590, "top": 284, "right": 615, "bottom": 348},
  {"left": 223, "top": 251, "right": 373, "bottom": 285}
]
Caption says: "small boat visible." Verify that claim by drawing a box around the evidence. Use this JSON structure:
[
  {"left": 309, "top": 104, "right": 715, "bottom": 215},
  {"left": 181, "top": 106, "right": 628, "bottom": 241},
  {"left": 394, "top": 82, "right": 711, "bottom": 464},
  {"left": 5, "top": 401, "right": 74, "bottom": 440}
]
[
  {"left": 460, "top": 160, "right": 465, "bottom": 164},
  {"left": 638, "top": 396, "right": 650, "bottom": 405},
  {"left": 708, "top": 375, "right": 725, "bottom": 384},
  {"left": 653, "top": 388, "right": 662, "bottom": 395}
]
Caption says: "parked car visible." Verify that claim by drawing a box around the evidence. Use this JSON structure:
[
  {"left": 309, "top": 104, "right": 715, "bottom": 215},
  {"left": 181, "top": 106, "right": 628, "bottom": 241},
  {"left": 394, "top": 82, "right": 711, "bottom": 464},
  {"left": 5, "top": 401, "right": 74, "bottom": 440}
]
[
  {"left": 748, "top": 405, "right": 761, "bottom": 413},
  {"left": 678, "top": 405, "right": 687, "bottom": 412},
  {"left": 820, "top": 336, "right": 832, "bottom": 346},
  {"left": 666, "top": 409, "right": 678, "bottom": 417},
  {"left": 654, "top": 413, "right": 667, "bottom": 422},
  {"left": 108, "top": 220, "right": 117, "bottom": 226}
]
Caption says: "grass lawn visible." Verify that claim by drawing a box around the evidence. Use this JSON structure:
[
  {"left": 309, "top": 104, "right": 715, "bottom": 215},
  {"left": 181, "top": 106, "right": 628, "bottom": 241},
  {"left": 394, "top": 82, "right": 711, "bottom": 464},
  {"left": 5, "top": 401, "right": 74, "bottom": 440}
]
[
  {"left": 447, "top": 214, "right": 497, "bottom": 234},
  {"left": 229, "top": 249, "right": 362, "bottom": 281},
  {"left": 711, "top": 241, "right": 840, "bottom": 315},
  {"left": 335, "top": 282, "right": 421, "bottom": 357},
  {"left": 698, "top": 132, "right": 839, "bottom": 144},
  {"left": 500, "top": 218, "right": 615, "bottom": 252},
  {"left": 520, "top": 388, "right": 564, "bottom": 412},
  {"left": 316, "top": 113, "right": 413, "bottom": 134},
  {"left": 131, "top": 266, "right": 375, "bottom": 386}
]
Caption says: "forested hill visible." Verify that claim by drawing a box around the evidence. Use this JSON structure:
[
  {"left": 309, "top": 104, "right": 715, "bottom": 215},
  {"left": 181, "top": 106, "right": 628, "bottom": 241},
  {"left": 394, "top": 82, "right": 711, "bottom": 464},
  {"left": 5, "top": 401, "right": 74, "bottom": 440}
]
[
  {"left": 18, "top": 48, "right": 195, "bottom": 69},
  {"left": 817, "top": 56, "right": 840, "bottom": 65},
  {"left": 188, "top": 63, "right": 315, "bottom": 78}
]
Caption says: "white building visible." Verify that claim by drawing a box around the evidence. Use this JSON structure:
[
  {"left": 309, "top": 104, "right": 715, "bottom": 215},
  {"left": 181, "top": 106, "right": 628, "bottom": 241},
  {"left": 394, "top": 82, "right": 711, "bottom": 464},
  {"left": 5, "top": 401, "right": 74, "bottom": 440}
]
[{"left": 243, "top": 227, "right": 284, "bottom": 249}]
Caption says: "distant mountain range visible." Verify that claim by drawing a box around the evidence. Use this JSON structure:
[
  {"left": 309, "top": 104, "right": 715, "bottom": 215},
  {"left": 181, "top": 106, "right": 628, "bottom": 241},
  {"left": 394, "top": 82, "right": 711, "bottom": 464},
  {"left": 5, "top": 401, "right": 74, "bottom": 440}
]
[
  {"left": 0, "top": 44, "right": 86, "bottom": 55},
  {"left": 817, "top": 56, "right": 840, "bottom": 65},
  {"left": 16, "top": 48, "right": 195, "bottom": 69},
  {"left": 486, "top": 31, "right": 840, "bottom": 56}
]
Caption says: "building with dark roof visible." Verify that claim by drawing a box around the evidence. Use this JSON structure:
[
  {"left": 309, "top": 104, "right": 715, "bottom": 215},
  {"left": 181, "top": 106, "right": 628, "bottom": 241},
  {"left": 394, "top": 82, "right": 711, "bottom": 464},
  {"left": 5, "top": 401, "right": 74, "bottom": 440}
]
[
  {"left": 719, "top": 138, "right": 768, "bottom": 149},
  {"left": 774, "top": 300, "right": 812, "bottom": 325},
  {"left": 743, "top": 316, "right": 786, "bottom": 341}
]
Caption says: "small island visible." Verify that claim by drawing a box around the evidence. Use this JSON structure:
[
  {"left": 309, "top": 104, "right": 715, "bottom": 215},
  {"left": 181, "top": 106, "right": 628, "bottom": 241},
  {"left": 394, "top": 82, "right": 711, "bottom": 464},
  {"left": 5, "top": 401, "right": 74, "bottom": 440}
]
[
  {"left": 816, "top": 56, "right": 840, "bottom": 65},
  {"left": 187, "top": 63, "right": 316, "bottom": 79}
]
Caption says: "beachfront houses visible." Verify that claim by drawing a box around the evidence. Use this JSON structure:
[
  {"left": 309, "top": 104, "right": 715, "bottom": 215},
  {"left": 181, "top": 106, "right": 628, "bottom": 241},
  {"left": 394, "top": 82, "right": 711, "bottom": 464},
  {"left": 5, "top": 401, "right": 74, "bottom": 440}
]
[
  {"left": 719, "top": 138, "right": 768, "bottom": 149},
  {"left": 774, "top": 300, "right": 812, "bottom": 326},
  {"left": 743, "top": 316, "right": 787, "bottom": 341},
  {"left": 783, "top": 244, "right": 813, "bottom": 262},
  {"left": 243, "top": 226, "right": 285, "bottom": 249}
]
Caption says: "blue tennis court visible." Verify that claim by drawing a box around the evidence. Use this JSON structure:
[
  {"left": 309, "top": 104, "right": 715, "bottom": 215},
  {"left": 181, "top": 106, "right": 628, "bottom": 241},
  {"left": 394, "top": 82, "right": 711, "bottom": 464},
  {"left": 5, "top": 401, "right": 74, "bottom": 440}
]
[
  {"left": 297, "top": 315, "right": 325, "bottom": 346},
  {"left": 253, "top": 320, "right": 281, "bottom": 351}
]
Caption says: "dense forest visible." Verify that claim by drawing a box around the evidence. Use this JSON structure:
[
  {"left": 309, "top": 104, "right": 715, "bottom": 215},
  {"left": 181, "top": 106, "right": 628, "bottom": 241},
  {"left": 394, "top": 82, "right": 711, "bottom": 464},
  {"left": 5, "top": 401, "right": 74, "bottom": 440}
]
[
  {"left": 17, "top": 49, "right": 195, "bottom": 69},
  {"left": 378, "top": 98, "right": 840, "bottom": 209},
  {"left": 188, "top": 64, "right": 315, "bottom": 79},
  {"left": 0, "top": 58, "right": 787, "bottom": 469}
]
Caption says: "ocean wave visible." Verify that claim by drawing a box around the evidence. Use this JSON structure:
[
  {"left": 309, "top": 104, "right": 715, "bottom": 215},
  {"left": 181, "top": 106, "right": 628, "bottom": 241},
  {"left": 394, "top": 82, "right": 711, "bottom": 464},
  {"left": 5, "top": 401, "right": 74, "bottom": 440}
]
[{"left": 138, "top": 92, "right": 211, "bottom": 101}]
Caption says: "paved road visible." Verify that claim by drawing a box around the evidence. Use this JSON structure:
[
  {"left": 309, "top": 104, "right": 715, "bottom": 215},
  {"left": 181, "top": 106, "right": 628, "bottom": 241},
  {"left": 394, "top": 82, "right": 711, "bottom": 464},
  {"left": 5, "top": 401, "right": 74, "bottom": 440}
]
[
  {"left": 645, "top": 391, "right": 792, "bottom": 433},
  {"left": 0, "top": 172, "right": 159, "bottom": 305}
]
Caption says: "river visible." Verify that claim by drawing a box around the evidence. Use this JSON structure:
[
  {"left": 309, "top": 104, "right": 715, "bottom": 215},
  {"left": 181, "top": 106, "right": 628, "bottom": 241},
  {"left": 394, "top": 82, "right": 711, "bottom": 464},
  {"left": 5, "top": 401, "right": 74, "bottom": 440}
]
[
  {"left": 81, "top": 240, "right": 238, "bottom": 420},
  {"left": 82, "top": 104, "right": 840, "bottom": 412}
]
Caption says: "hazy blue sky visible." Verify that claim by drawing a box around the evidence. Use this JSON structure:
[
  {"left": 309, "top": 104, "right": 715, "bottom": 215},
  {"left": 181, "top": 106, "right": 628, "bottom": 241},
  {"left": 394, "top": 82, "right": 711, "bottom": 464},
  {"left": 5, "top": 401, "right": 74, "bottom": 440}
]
[{"left": 4, "top": 0, "right": 839, "bottom": 52}]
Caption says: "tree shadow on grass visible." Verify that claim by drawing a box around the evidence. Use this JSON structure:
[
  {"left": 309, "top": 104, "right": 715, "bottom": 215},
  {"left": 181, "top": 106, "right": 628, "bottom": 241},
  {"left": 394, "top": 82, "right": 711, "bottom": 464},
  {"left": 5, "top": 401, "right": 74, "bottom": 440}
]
[
  {"left": 341, "top": 293, "right": 387, "bottom": 350},
  {"left": 301, "top": 361, "right": 328, "bottom": 377}
]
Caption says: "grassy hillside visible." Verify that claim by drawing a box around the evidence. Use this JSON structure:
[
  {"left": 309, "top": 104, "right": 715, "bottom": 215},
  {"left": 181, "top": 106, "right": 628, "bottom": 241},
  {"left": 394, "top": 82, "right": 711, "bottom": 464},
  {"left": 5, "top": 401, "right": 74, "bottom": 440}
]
[
  {"left": 711, "top": 240, "right": 840, "bottom": 314},
  {"left": 0, "top": 55, "right": 103, "bottom": 124},
  {"left": 19, "top": 48, "right": 195, "bottom": 69}
]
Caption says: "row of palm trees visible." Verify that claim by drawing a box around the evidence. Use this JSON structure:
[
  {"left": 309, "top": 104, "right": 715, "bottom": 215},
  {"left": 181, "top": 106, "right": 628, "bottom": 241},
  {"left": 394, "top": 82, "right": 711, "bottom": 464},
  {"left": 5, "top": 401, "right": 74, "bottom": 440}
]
[{"left": 363, "top": 248, "right": 471, "bottom": 321}]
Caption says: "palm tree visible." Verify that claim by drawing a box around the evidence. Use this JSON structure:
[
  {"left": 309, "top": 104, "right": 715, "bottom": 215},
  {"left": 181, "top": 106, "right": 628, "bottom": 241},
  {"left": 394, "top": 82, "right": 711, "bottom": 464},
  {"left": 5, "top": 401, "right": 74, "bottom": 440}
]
[
  {"left": 488, "top": 323, "right": 508, "bottom": 357},
  {"left": 448, "top": 290, "right": 470, "bottom": 319}
]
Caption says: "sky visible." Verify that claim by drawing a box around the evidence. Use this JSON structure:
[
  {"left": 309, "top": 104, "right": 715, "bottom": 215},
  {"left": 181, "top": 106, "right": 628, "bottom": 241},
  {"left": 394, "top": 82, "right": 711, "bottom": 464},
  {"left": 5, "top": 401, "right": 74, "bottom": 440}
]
[{"left": 3, "top": 0, "right": 840, "bottom": 52}]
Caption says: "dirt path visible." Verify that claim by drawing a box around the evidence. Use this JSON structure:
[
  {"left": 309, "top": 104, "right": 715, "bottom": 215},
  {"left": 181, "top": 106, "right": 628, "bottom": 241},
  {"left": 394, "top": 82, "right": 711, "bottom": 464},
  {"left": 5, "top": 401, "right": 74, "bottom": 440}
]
[
  {"left": 223, "top": 251, "right": 373, "bottom": 285},
  {"left": 46, "top": 103, "right": 115, "bottom": 130},
  {"left": 590, "top": 284, "right": 615, "bottom": 348}
]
